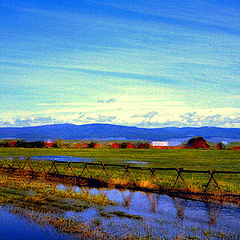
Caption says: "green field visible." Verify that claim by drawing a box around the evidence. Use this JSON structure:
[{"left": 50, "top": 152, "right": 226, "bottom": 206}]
[
  {"left": 0, "top": 148, "right": 240, "bottom": 197},
  {"left": 0, "top": 147, "right": 239, "bottom": 170}
]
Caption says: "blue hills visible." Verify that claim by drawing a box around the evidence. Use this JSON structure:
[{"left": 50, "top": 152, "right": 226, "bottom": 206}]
[{"left": 0, "top": 123, "right": 239, "bottom": 143}]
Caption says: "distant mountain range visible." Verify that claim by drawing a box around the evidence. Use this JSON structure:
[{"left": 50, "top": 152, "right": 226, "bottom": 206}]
[{"left": 0, "top": 123, "right": 239, "bottom": 144}]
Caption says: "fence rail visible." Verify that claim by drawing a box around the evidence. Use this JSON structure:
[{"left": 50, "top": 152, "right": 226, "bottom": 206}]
[{"left": 0, "top": 157, "right": 240, "bottom": 199}]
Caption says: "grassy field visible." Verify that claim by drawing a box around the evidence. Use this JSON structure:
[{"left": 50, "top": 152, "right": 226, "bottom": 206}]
[
  {"left": 0, "top": 148, "right": 240, "bottom": 238},
  {"left": 0, "top": 147, "right": 239, "bottom": 170},
  {"left": 0, "top": 148, "right": 240, "bottom": 197}
]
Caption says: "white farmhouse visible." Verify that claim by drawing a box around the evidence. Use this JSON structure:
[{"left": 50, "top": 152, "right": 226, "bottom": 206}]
[{"left": 151, "top": 141, "right": 169, "bottom": 147}]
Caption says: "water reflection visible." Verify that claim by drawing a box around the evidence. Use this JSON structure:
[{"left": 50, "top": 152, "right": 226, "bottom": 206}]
[
  {"left": 31, "top": 155, "right": 94, "bottom": 162},
  {"left": 58, "top": 185, "right": 240, "bottom": 239},
  {"left": 0, "top": 207, "right": 72, "bottom": 240}
]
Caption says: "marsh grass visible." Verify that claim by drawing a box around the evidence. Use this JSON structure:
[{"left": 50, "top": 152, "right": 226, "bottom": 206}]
[{"left": 0, "top": 173, "right": 115, "bottom": 213}]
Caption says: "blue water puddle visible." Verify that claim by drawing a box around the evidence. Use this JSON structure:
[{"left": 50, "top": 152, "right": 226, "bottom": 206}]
[
  {"left": 1, "top": 155, "right": 95, "bottom": 162},
  {"left": 0, "top": 207, "right": 73, "bottom": 240},
  {"left": 57, "top": 185, "right": 240, "bottom": 239},
  {"left": 30, "top": 155, "right": 94, "bottom": 162}
]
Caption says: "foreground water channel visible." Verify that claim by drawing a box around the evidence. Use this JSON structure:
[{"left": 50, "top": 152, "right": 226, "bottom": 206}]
[
  {"left": 1, "top": 184, "right": 240, "bottom": 239},
  {"left": 1, "top": 155, "right": 240, "bottom": 239}
]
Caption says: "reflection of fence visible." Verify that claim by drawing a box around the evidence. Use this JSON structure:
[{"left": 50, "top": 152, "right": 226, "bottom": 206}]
[{"left": 0, "top": 157, "right": 240, "bottom": 198}]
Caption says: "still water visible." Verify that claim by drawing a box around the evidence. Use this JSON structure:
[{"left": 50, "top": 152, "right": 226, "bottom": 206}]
[
  {"left": 61, "top": 186, "right": 240, "bottom": 239},
  {"left": 0, "top": 184, "right": 239, "bottom": 239},
  {"left": 0, "top": 207, "right": 73, "bottom": 240},
  {"left": 31, "top": 155, "right": 94, "bottom": 162}
]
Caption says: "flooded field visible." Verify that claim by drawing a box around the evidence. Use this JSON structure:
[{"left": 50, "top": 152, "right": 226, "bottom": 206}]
[
  {"left": 0, "top": 206, "right": 73, "bottom": 240},
  {"left": 1, "top": 183, "right": 239, "bottom": 239},
  {"left": 0, "top": 175, "right": 240, "bottom": 239},
  {"left": 57, "top": 186, "right": 240, "bottom": 239},
  {"left": 1, "top": 154, "right": 240, "bottom": 239}
]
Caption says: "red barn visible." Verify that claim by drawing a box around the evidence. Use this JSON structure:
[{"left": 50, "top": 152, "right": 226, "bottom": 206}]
[
  {"left": 9, "top": 141, "right": 16, "bottom": 147},
  {"left": 44, "top": 142, "right": 54, "bottom": 148},
  {"left": 111, "top": 142, "right": 121, "bottom": 149},
  {"left": 121, "top": 142, "right": 135, "bottom": 149},
  {"left": 81, "top": 142, "right": 89, "bottom": 148},
  {"left": 215, "top": 142, "right": 225, "bottom": 150},
  {"left": 137, "top": 143, "right": 150, "bottom": 149},
  {"left": 186, "top": 137, "right": 209, "bottom": 149},
  {"left": 233, "top": 146, "right": 240, "bottom": 151}
]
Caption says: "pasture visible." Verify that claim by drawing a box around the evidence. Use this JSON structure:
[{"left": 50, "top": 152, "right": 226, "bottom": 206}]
[
  {"left": 0, "top": 148, "right": 240, "bottom": 197},
  {"left": 0, "top": 148, "right": 240, "bottom": 239},
  {"left": 0, "top": 147, "right": 239, "bottom": 170}
]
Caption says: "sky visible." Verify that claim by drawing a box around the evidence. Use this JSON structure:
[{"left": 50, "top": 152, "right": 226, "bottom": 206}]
[{"left": 0, "top": 0, "right": 240, "bottom": 128}]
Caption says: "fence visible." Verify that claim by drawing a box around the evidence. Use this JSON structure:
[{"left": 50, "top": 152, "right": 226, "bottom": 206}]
[{"left": 0, "top": 157, "right": 240, "bottom": 200}]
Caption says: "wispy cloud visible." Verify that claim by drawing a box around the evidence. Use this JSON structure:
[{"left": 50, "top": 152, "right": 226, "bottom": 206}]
[
  {"left": 0, "top": 0, "right": 239, "bottom": 128},
  {"left": 97, "top": 98, "right": 116, "bottom": 103}
]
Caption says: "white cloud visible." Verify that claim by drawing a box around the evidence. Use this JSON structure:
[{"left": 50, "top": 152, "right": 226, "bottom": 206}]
[{"left": 1, "top": 107, "right": 239, "bottom": 128}]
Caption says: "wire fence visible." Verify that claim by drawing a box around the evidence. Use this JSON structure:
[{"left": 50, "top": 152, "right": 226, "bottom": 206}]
[{"left": 0, "top": 157, "right": 240, "bottom": 198}]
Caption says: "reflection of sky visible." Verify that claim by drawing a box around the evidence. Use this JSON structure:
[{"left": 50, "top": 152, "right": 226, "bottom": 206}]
[
  {"left": 30, "top": 155, "right": 93, "bottom": 162},
  {"left": 1, "top": 0, "right": 240, "bottom": 127},
  {"left": 63, "top": 187, "right": 240, "bottom": 238},
  {"left": 0, "top": 207, "right": 71, "bottom": 240}
]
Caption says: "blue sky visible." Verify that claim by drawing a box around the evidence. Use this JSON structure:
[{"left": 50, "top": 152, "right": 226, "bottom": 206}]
[{"left": 0, "top": 0, "right": 239, "bottom": 128}]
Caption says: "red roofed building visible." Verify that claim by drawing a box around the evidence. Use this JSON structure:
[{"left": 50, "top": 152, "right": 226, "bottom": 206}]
[
  {"left": 44, "top": 142, "right": 54, "bottom": 148},
  {"left": 121, "top": 142, "right": 135, "bottom": 149},
  {"left": 111, "top": 142, "right": 121, "bottom": 149},
  {"left": 9, "top": 141, "right": 16, "bottom": 147},
  {"left": 186, "top": 137, "right": 209, "bottom": 149},
  {"left": 232, "top": 146, "right": 240, "bottom": 151},
  {"left": 81, "top": 142, "right": 89, "bottom": 148},
  {"left": 137, "top": 142, "right": 150, "bottom": 149}
]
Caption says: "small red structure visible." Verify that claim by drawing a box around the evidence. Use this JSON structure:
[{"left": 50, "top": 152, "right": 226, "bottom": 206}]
[
  {"left": 88, "top": 142, "right": 102, "bottom": 148},
  {"left": 232, "top": 146, "right": 240, "bottom": 151},
  {"left": 44, "top": 142, "right": 54, "bottom": 148},
  {"left": 126, "top": 142, "right": 135, "bottom": 149},
  {"left": 111, "top": 142, "right": 121, "bottom": 149},
  {"left": 185, "top": 137, "right": 209, "bottom": 149},
  {"left": 215, "top": 142, "right": 225, "bottom": 150},
  {"left": 81, "top": 142, "right": 89, "bottom": 148},
  {"left": 137, "top": 143, "right": 150, "bottom": 149},
  {"left": 94, "top": 143, "right": 102, "bottom": 149},
  {"left": 121, "top": 142, "right": 135, "bottom": 149},
  {"left": 9, "top": 141, "right": 16, "bottom": 147},
  {"left": 150, "top": 146, "right": 181, "bottom": 149}
]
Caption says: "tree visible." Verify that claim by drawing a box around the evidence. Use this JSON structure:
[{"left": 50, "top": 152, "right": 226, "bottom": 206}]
[{"left": 53, "top": 139, "right": 65, "bottom": 148}]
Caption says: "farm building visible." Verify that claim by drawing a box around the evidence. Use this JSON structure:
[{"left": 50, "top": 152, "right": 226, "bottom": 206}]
[
  {"left": 185, "top": 137, "right": 209, "bottom": 149},
  {"left": 44, "top": 141, "right": 54, "bottom": 148},
  {"left": 121, "top": 142, "right": 135, "bottom": 149},
  {"left": 88, "top": 142, "right": 102, "bottom": 148},
  {"left": 9, "top": 140, "right": 16, "bottom": 147},
  {"left": 111, "top": 142, "right": 121, "bottom": 149},
  {"left": 137, "top": 142, "right": 150, "bottom": 149},
  {"left": 215, "top": 142, "right": 225, "bottom": 150},
  {"left": 151, "top": 141, "right": 169, "bottom": 149},
  {"left": 151, "top": 141, "right": 168, "bottom": 146},
  {"left": 81, "top": 142, "right": 89, "bottom": 148},
  {"left": 232, "top": 146, "right": 240, "bottom": 151}
]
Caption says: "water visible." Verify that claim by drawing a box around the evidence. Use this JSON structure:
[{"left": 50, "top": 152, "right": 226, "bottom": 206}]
[
  {"left": 1, "top": 180, "right": 239, "bottom": 239},
  {"left": 0, "top": 155, "right": 94, "bottom": 162},
  {"left": 0, "top": 207, "right": 73, "bottom": 240},
  {"left": 58, "top": 186, "right": 240, "bottom": 239},
  {"left": 31, "top": 155, "right": 94, "bottom": 162}
]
